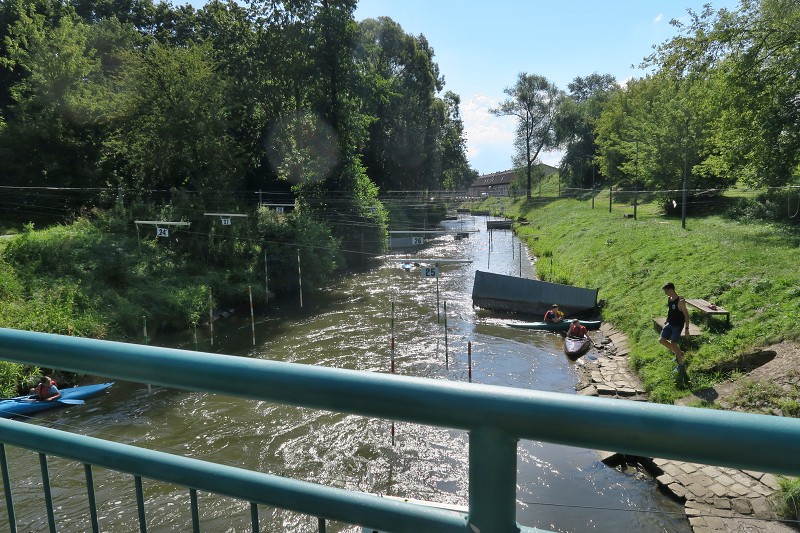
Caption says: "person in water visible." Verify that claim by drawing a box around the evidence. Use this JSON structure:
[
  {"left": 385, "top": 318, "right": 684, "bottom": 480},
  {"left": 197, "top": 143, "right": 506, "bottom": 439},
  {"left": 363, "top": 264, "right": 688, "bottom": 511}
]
[
  {"left": 31, "top": 376, "right": 61, "bottom": 402},
  {"left": 659, "top": 282, "right": 690, "bottom": 372},
  {"left": 567, "top": 319, "right": 588, "bottom": 339},
  {"left": 543, "top": 304, "right": 564, "bottom": 323}
]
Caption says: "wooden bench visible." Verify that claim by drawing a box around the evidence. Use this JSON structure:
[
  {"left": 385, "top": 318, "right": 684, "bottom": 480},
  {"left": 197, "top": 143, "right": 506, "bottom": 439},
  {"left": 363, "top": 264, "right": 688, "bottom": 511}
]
[
  {"left": 652, "top": 317, "right": 702, "bottom": 336},
  {"left": 685, "top": 298, "right": 730, "bottom": 325}
]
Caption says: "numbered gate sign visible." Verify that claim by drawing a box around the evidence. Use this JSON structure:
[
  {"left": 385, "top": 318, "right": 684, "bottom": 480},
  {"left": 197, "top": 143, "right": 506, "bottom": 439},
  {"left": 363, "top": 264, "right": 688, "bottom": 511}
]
[
  {"left": 156, "top": 227, "right": 169, "bottom": 238},
  {"left": 220, "top": 217, "right": 232, "bottom": 226},
  {"left": 275, "top": 206, "right": 284, "bottom": 213},
  {"left": 412, "top": 236, "right": 424, "bottom": 245},
  {"left": 420, "top": 266, "right": 439, "bottom": 279}
]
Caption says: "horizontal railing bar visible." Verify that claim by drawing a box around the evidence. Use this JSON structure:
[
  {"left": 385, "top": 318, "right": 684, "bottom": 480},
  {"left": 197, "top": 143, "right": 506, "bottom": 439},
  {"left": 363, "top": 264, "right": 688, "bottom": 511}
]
[
  {"left": 0, "top": 419, "right": 470, "bottom": 533},
  {"left": 0, "top": 328, "right": 798, "bottom": 476}
]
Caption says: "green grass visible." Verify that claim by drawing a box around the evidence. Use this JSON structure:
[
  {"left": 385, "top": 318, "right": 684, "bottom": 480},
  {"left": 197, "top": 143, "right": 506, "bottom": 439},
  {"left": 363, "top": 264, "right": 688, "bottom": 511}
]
[{"left": 480, "top": 191, "right": 800, "bottom": 403}]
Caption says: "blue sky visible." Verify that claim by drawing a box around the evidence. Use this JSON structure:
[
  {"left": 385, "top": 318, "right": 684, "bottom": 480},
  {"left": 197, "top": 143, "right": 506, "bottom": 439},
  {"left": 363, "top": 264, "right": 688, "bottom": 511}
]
[{"left": 185, "top": 0, "right": 740, "bottom": 175}]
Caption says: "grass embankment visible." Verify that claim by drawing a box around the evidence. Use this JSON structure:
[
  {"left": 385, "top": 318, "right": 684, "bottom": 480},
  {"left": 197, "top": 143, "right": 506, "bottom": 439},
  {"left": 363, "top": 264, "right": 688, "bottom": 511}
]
[
  {"left": 476, "top": 190, "right": 800, "bottom": 518},
  {"left": 476, "top": 193, "right": 800, "bottom": 404},
  {"left": 0, "top": 205, "right": 344, "bottom": 395}
]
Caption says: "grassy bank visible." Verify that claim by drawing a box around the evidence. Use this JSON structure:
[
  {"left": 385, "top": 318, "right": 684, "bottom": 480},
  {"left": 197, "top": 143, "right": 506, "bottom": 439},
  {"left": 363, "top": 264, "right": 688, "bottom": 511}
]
[{"left": 475, "top": 192, "right": 800, "bottom": 404}]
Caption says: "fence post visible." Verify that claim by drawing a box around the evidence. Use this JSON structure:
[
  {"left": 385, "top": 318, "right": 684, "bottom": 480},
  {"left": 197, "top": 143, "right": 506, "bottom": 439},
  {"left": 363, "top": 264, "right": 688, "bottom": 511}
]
[{"left": 468, "top": 427, "right": 518, "bottom": 532}]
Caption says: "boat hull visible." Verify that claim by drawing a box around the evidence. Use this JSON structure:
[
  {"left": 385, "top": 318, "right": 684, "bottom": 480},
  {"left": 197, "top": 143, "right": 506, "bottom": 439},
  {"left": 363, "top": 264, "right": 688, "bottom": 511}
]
[
  {"left": 507, "top": 320, "right": 601, "bottom": 332},
  {"left": 0, "top": 382, "right": 114, "bottom": 419},
  {"left": 564, "top": 337, "right": 591, "bottom": 360}
]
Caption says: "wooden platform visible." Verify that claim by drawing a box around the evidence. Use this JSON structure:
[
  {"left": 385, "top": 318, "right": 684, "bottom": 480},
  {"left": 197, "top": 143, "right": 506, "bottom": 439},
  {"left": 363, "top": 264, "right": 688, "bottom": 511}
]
[
  {"left": 652, "top": 317, "right": 702, "bottom": 336},
  {"left": 686, "top": 298, "right": 730, "bottom": 324}
]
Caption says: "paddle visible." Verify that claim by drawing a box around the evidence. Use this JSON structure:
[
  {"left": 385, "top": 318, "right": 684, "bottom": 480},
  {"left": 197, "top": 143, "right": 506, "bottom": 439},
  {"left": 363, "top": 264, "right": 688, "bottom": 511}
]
[{"left": 4, "top": 397, "right": 85, "bottom": 405}]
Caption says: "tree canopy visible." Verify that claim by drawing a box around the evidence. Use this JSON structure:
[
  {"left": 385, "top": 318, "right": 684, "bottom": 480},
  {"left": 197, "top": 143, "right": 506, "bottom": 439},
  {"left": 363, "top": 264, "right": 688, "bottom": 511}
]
[{"left": 0, "top": 1, "right": 476, "bottom": 229}]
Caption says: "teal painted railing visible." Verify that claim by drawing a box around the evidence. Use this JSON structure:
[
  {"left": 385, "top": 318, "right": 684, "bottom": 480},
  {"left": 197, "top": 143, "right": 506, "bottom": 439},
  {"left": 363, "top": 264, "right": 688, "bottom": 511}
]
[{"left": 0, "top": 328, "right": 799, "bottom": 533}]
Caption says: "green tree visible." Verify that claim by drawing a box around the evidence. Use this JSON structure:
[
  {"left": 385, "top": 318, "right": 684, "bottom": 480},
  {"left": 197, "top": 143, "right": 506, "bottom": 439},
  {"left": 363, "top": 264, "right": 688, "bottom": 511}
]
[
  {"left": 491, "top": 72, "right": 562, "bottom": 198},
  {"left": 356, "top": 16, "right": 445, "bottom": 191},
  {"left": 555, "top": 73, "right": 618, "bottom": 189},
  {"left": 106, "top": 41, "right": 243, "bottom": 193},
  {"left": 0, "top": 6, "right": 106, "bottom": 188},
  {"left": 646, "top": 0, "right": 800, "bottom": 187}
]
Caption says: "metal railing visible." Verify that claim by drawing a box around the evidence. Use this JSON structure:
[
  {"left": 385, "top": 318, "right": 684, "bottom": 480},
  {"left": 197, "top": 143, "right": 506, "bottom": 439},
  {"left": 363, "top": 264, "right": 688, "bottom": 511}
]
[{"left": 0, "top": 327, "right": 799, "bottom": 533}]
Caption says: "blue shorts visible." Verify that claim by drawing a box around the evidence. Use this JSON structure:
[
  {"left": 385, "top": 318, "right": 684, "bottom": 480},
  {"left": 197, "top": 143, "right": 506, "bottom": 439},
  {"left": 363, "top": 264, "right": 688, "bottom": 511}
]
[{"left": 660, "top": 323, "right": 683, "bottom": 343}]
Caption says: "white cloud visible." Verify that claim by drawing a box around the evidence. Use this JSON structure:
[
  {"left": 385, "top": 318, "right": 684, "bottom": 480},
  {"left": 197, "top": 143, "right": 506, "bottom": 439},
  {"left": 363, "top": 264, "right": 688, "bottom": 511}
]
[
  {"left": 459, "top": 93, "right": 568, "bottom": 173},
  {"left": 653, "top": 13, "right": 664, "bottom": 23},
  {"left": 460, "top": 94, "right": 516, "bottom": 172}
]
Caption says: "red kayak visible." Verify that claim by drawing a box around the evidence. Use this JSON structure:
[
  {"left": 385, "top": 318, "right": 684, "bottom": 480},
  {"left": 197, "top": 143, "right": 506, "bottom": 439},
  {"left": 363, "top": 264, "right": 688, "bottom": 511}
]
[{"left": 564, "top": 337, "right": 591, "bottom": 360}]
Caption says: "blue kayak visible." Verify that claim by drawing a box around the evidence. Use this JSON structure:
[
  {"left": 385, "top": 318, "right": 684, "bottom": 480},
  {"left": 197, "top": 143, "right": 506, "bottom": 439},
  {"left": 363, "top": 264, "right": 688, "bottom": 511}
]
[{"left": 0, "top": 382, "right": 114, "bottom": 419}]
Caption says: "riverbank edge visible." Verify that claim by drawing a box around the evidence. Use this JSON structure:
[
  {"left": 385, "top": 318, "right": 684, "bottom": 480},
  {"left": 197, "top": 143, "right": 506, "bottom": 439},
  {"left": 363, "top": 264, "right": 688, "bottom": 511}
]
[{"left": 578, "top": 324, "right": 793, "bottom": 532}]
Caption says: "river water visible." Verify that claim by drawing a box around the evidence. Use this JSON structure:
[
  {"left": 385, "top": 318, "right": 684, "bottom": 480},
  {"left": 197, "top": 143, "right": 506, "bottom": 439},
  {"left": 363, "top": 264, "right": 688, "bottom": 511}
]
[{"left": 1, "top": 216, "right": 690, "bottom": 533}]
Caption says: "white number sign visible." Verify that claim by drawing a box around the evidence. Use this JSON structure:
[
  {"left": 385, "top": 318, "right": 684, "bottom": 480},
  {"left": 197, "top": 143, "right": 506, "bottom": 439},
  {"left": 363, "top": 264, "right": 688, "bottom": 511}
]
[
  {"left": 421, "top": 266, "right": 439, "bottom": 278},
  {"left": 156, "top": 227, "right": 169, "bottom": 238},
  {"left": 275, "top": 206, "right": 284, "bottom": 213},
  {"left": 221, "top": 217, "right": 232, "bottom": 226},
  {"left": 412, "top": 236, "right": 424, "bottom": 245}
]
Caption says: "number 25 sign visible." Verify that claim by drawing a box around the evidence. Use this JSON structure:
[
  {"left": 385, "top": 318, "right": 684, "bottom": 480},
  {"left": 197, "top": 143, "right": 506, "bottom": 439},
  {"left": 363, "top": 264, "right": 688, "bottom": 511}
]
[{"left": 420, "top": 266, "right": 439, "bottom": 278}]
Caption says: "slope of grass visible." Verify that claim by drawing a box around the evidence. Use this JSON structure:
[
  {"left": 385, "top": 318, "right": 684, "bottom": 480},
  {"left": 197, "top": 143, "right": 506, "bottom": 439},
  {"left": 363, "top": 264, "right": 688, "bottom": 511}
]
[{"left": 488, "top": 195, "right": 800, "bottom": 403}]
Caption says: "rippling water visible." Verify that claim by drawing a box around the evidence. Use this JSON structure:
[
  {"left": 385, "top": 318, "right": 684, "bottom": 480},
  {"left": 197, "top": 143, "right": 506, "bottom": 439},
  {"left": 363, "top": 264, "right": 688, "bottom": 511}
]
[{"left": 0, "top": 216, "right": 690, "bottom": 532}]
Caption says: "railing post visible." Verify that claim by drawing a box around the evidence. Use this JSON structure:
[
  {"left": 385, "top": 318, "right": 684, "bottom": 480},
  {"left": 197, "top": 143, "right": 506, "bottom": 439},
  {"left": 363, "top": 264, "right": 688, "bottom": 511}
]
[
  {"left": 84, "top": 464, "right": 100, "bottom": 533},
  {"left": 468, "top": 427, "right": 520, "bottom": 533},
  {"left": 0, "top": 443, "right": 18, "bottom": 533},
  {"left": 39, "top": 453, "right": 56, "bottom": 533}
]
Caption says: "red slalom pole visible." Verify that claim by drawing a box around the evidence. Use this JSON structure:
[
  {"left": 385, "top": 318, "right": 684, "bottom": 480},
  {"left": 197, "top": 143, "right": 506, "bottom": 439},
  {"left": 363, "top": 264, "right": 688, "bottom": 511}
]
[{"left": 468, "top": 341, "right": 473, "bottom": 383}]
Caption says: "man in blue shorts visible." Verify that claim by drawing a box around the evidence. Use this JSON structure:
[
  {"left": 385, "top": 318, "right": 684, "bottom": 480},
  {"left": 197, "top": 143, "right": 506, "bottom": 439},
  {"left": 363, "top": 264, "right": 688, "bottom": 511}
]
[{"left": 659, "top": 282, "right": 690, "bottom": 372}]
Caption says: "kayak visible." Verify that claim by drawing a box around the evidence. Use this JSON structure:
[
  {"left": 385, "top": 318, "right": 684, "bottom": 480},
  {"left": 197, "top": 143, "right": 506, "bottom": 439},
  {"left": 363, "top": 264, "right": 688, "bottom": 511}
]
[
  {"left": 507, "top": 320, "right": 602, "bottom": 332},
  {"left": 0, "top": 382, "right": 114, "bottom": 419},
  {"left": 564, "top": 337, "right": 591, "bottom": 360}
]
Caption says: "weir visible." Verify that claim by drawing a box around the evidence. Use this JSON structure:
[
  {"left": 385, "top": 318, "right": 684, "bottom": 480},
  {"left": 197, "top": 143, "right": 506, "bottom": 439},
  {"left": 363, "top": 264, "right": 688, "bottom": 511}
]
[{"left": 0, "top": 327, "right": 799, "bottom": 532}]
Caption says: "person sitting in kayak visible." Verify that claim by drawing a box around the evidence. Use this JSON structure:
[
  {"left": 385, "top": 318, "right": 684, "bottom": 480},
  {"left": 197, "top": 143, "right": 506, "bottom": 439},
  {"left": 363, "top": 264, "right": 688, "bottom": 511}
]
[
  {"left": 567, "top": 319, "right": 588, "bottom": 339},
  {"left": 543, "top": 304, "right": 564, "bottom": 323},
  {"left": 31, "top": 376, "right": 61, "bottom": 402}
]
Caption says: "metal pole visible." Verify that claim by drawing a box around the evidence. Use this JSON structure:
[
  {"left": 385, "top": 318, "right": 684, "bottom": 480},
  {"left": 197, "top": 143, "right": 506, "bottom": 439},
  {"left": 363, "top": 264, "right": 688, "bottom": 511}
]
[
  {"left": 468, "top": 427, "right": 517, "bottom": 532},
  {"left": 264, "top": 248, "right": 269, "bottom": 304},
  {"left": 436, "top": 274, "right": 440, "bottom": 324},
  {"left": 634, "top": 140, "right": 638, "bottom": 221},
  {"left": 609, "top": 185, "right": 613, "bottom": 213},
  {"left": 444, "top": 301, "right": 448, "bottom": 370},
  {"left": 391, "top": 301, "right": 395, "bottom": 446},
  {"left": 39, "top": 454, "right": 56, "bottom": 533},
  {"left": 682, "top": 131, "right": 688, "bottom": 230},
  {"left": 468, "top": 341, "right": 472, "bottom": 383},
  {"left": 249, "top": 286, "right": 256, "bottom": 346},
  {"left": 591, "top": 162, "right": 595, "bottom": 209},
  {"left": 142, "top": 316, "right": 147, "bottom": 345},
  {"left": 0, "top": 444, "right": 17, "bottom": 533},
  {"left": 209, "top": 290, "right": 214, "bottom": 347},
  {"left": 297, "top": 248, "right": 303, "bottom": 308},
  {"left": 518, "top": 243, "right": 522, "bottom": 277}
]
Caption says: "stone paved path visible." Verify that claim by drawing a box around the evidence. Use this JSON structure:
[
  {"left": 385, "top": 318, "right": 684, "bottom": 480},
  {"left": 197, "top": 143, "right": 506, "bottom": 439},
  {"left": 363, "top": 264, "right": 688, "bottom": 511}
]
[{"left": 574, "top": 324, "right": 794, "bottom": 532}]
